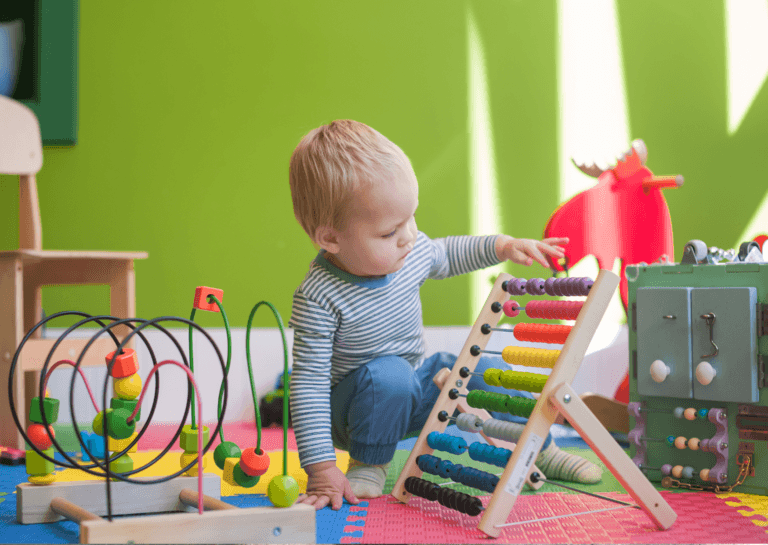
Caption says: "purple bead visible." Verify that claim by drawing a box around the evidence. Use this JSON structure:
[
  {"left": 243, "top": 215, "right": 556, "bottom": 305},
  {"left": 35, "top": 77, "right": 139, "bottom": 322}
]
[
  {"left": 506, "top": 278, "right": 527, "bottom": 295},
  {"left": 552, "top": 278, "right": 564, "bottom": 297},
  {"left": 544, "top": 277, "right": 557, "bottom": 296},
  {"left": 661, "top": 464, "right": 672, "bottom": 476},
  {"left": 526, "top": 278, "right": 546, "bottom": 295},
  {"left": 578, "top": 277, "right": 593, "bottom": 295}
]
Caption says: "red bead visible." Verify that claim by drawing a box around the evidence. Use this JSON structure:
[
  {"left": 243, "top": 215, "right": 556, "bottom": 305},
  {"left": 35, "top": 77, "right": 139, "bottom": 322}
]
[
  {"left": 27, "top": 423, "right": 55, "bottom": 450},
  {"left": 193, "top": 287, "right": 224, "bottom": 312},
  {"left": 105, "top": 348, "right": 139, "bottom": 378},
  {"left": 239, "top": 447, "right": 270, "bottom": 477},
  {"left": 502, "top": 300, "right": 520, "bottom": 317}
]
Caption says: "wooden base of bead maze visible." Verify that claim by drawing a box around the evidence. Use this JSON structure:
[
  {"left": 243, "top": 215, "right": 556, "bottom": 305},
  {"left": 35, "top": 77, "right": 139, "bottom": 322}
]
[
  {"left": 392, "top": 270, "right": 677, "bottom": 539},
  {"left": 17, "top": 474, "right": 316, "bottom": 543}
]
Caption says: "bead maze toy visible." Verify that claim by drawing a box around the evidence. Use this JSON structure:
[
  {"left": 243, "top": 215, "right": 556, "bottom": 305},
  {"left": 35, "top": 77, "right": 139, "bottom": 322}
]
[
  {"left": 7, "top": 287, "right": 315, "bottom": 544},
  {"left": 392, "top": 271, "right": 677, "bottom": 538},
  {"left": 627, "top": 239, "right": 768, "bottom": 496}
]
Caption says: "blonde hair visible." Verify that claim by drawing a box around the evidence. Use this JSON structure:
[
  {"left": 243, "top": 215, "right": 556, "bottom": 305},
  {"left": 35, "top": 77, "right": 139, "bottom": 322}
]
[{"left": 289, "top": 120, "right": 416, "bottom": 241}]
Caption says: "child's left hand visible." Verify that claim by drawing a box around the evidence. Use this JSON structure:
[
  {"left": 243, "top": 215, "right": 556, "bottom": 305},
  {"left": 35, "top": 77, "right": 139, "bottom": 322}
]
[{"left": 496, "top": 235, "right": 569, "bottom": 268}]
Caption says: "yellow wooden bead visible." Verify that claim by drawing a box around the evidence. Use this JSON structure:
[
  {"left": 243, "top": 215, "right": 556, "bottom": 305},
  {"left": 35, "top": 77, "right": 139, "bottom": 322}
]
[
  {"left": 180, "top": 451, "right": 207, "bottom": 476},
  {"left": 28, "top": 473, "right": 56, "bottom": 485},
  {"left": 114, "top": 373, "right": 142, "bottom": 400},
  {"left": 108, "top": 431, "right": 138, "bottom": 453},
  {"left": 222, "top": 457, "right": 240, "bottom": 486}
]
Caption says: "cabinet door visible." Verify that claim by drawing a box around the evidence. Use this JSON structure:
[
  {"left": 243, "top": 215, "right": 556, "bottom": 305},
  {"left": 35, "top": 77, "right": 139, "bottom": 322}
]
[
  {"left": 636, "top": 287, "right": 693, "bottom": 398},
  {"left": 691, "top": 287, "right": 758, "bottom": 403}
]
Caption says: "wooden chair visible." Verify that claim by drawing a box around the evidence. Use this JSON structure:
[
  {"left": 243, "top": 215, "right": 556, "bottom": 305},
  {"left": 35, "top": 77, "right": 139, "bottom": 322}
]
[{"left": 0, "top": 95, "right": 148, "bottom": 450}]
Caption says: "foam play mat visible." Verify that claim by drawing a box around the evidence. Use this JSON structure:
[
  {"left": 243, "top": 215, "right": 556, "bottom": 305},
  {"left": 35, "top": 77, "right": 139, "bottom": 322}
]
[{"left": 2, "top": 427, "right": 768, "bottom": 544}]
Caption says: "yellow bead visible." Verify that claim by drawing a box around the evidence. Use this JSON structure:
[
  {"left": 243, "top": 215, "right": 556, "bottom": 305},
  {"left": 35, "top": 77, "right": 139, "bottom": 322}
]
[
  {"left": 222, "top": 457, "right": 240, "bottom": 486},
  {"left": 180, "top": 451, "right": 207, "bottom": 476},
  {"left": 114, "top": 373, "right": 142, "bottom": 400},
  {"left": 108, "top": 431, "right": 138, "bottom": 453},
  {"left": 28, "top": 473, "right": 56, "bottom": 485}
]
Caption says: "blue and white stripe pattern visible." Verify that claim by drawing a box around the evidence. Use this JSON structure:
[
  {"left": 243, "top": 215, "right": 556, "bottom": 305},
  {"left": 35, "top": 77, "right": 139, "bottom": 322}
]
[{"left": 289, "top": 231, "right": 500, "bottom": 467}]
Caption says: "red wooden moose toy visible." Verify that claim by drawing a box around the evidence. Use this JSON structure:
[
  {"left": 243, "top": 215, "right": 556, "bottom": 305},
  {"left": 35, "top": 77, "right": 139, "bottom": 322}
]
[{"left": 544, "top": 139, "right": 683, "bottom": 403}]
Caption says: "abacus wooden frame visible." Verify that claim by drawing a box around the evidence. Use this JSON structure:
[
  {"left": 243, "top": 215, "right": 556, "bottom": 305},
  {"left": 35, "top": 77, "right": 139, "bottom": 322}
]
[{"left": 392, "top": 270, "right": 677, "bottom": 538}]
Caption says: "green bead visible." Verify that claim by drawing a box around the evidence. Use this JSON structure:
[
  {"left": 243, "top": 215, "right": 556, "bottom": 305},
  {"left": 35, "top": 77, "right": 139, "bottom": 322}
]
[
  {"left": 505, "top": 396, "right": 536, "bottom": 418},
  {"left": 105, "top": 408, "right": 135, "bottom": 440},
  {"left": 180, "top": 425, "right": 209, "bottom": 453},
  {"left": 29, "top": 397, "right": 60, "bottom": 425},
  {"left": 110, "top": 397, "right": 141, "bottom": 422},
  {"left": 26, "top": 447, "right": 55, "bottom": 475},
  {"left": 109, "top": 453, "right": 134, "bottom": 473},
  {"left": 268, "top": 475, "right": 300, "bottom": 507},
  {"left": 92, "top": 409, "right": 112, "bottom": 436},
  {"left": 233, "top": 462, "right": 260, "bottom": 488},
  {"left": 214, "top": 441, "right": 241, "bottom": 470}
]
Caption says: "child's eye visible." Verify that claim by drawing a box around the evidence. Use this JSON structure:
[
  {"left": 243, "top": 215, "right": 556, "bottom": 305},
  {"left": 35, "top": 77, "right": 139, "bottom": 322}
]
[{"left": 382, "top": 229, "right": 397, "bottom": 238}]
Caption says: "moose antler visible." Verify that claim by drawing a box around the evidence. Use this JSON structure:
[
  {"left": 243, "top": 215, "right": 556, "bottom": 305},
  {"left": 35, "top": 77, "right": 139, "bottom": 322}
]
[{"left": 572, "top": 139, "right": 648, "bottom": 179}]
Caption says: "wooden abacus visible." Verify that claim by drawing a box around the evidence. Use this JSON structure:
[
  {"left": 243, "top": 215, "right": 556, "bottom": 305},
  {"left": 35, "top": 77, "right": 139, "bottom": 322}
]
[{"left": 392, "top": 270, "right": 677, "bottom": 538}]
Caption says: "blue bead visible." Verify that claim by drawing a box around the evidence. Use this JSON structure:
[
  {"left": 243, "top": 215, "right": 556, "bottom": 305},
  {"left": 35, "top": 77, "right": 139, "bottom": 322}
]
[{"left": 437, "top": 460, "right": 453, "bottom": 478}]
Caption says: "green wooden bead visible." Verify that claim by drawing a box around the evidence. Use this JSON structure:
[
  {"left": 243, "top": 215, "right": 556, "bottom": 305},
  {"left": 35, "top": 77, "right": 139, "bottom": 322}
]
[
  {"left": 109, "top": 453, "right": 134, "bottom": 474},
  {"left": 110, "top": 397, "right": 141, "bottom": 422},
  {"left": 92, "top": 409, "right": 112, "bottom": 436},
  {"left": 268, "top": 475, "right": 299, "bottom": 507},
  {"left": 26, "top": 447, "right": 55, "bottom": 475},
  {"left": 213, "top": 441, "right": 241, "bottom": 470},
  {"left": 180, "top": 425, "right": 209, "bottom": 453},
  {"left": 29, "top": 397, "right": 59, "bottom": 425},
  {"left": 105, "top": 408, "right": 135, "bottom": 439},
  {"left": 233, "top": 462, "right": 260, "bottom": 488}
]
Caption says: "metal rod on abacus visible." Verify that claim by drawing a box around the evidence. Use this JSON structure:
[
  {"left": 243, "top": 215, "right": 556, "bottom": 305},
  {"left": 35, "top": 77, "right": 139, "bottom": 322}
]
[
  {"left": 470, "top": 345, "right": 501, "bottom": 357},
  {"left": 529, "top": 472, "right": 640, "bottom": 509},
  {"left": 480, "top": 324, "right": 517, "bottom": 334},
  {"left": 495, "top": 505, "right": 632, "bottom": 528}
]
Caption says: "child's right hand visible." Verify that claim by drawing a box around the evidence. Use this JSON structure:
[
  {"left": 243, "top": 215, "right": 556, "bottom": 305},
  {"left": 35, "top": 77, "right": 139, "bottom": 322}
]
[{"left": 298, "top": 460, "right": 360, "bottom": 510}]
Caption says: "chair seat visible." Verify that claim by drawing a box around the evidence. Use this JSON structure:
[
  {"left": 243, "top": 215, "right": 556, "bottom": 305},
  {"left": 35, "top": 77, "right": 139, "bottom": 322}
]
[{"left": 0, "top": 249, "right": 148, "bottom": 262}]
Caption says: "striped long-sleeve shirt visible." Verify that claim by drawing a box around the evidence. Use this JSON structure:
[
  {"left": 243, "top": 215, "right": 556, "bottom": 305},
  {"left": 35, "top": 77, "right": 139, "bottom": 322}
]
[{"left": 288, "top": 231, "right": 500, "bottom": 467}]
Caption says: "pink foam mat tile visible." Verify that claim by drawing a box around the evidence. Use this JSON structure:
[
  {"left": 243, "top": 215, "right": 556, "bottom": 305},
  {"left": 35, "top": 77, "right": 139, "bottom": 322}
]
[{"left": 355, "top": 492, "right": 768, "bottom": 544}]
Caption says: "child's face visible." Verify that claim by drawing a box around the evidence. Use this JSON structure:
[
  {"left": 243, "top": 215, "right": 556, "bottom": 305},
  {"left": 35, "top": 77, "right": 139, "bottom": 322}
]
[{"left": 326, "top": 174, "right": 419, "bottom": 277}]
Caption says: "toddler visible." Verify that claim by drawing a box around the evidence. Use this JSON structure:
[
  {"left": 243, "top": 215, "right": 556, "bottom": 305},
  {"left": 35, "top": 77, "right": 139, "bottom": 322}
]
[{"left": 288, "top": 120, "right": 601, "bottom": 511}]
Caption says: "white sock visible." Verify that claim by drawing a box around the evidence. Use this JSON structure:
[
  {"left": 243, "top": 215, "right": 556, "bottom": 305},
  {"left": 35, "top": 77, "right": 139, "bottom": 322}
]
[{"left": 346, "top": 458, "right": 390, "bottom": 498}]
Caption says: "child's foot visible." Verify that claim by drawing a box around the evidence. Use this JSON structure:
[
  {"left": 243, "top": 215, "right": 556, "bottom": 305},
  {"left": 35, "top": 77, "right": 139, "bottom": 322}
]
[
  {"left": 536, "top": 442, "right": 602, "bottom": 484},
  {"left": 346, "top": 458, "right": 390, "bottom": 498}
]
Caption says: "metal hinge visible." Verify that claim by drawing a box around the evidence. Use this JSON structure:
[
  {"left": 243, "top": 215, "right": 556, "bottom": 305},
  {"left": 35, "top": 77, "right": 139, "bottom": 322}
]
[
  {"left": 632, "top": 350, "right": 638, "bottom": 380},
  {"left": 760, "top": 355, "right": 766, "bottom": 389},
  {"left": 631, "top": 303, "right": 637, "bottom": 332},
  {"left": 759, "top": 303, "right": 768, "bottom": 337}
]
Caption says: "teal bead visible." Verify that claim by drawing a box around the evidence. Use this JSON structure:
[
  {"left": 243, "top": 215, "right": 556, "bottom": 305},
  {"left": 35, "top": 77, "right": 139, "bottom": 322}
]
[
  {"left": 214, "top": 441, "right": 241, "bottom": 470},
  {"left": 698, "top": 408, "right": 709, "bottom": 420}
]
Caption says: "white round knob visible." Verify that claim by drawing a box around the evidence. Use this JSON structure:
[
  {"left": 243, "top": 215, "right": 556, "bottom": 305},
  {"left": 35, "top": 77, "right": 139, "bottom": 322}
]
[
  {"left": 650, "top": 359, "right": 670, "bottom": 383},
  {"left": 696, "top": 361, "right": 716, "bottom": 385}
]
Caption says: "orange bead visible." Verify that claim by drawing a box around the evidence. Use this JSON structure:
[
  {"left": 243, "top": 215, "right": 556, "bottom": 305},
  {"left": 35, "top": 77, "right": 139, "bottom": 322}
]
[
  {"left": 105, "top": 348, "right": 140, "bottom": 379},
  {"left": 688, "top": 437, "right": 700, "bottom": 450},
  {"left": 684, "top": 408, "right": 697, "bottom": 421},
  {"left": 674, "top": 436, "right": 687, "bottom": 450},
  {"left": 193, "top": 287, "right": 224, "bottom": 312},
  {"left": 239, "top": 447, "right": 270, "bottom": 477},
  {"left": 700, "top": 468, "right": 710, "bottom": 482},
  {"left": 671, "top": 465, "right": 683, "bottom": 478},
  {"left": 27, "top": 424, "right": 54, "bottom": 450}
]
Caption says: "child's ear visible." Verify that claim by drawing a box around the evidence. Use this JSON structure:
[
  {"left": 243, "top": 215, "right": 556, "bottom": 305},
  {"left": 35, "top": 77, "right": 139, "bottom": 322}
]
[{"left": 314, "top": 225, "right": 340, "bottom": 254}]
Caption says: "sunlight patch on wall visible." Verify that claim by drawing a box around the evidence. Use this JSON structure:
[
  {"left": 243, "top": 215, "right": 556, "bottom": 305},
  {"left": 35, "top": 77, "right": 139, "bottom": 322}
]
[
  {"left": 725, "top": 0, "right": 768, "bottom": 135},
  {"left": 467, "top": 6, "right": 503, "bottom": 319},
  {"left": 557, "top": 0, "right": 629, "bottom": 352}
]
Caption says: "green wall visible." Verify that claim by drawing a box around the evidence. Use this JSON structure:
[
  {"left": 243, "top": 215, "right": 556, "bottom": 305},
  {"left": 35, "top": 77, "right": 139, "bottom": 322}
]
[{"left": 2, "top": 0, "right": 767, "bottom": 328}]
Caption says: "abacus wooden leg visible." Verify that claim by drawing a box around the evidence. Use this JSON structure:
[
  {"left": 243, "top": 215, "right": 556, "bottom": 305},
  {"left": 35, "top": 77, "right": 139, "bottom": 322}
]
[
  {"left": 432, "top": 367, "right": 544, "bottom": 490},
  {"left": 179, "top": 488, "right": 238, "bottom": 510},
  {"left": 50, "top": 497, "right": 104, "bottom": 523},
  {"left": 550, "top": 383, "right": 676, "bottom": 529}
]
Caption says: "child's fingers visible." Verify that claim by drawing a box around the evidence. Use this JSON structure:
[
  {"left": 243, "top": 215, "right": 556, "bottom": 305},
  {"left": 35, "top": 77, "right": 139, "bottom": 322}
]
[{"left": 542, "top": 236, "right": 569, "bottom": 245}]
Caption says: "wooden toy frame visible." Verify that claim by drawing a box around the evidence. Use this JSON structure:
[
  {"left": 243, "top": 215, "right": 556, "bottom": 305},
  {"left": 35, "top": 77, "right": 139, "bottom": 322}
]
[
  {"left": 17, "top": 474, "right": 315, "bottom": 544},
  {"left": 392, "top": 270, "right": 676, "bottom": 538}
]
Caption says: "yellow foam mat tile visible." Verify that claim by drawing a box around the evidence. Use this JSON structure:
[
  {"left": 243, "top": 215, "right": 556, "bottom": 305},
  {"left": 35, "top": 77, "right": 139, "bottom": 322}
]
[
  {"left": 721, "top": 492, "right": 768, "bottom": 530},
  {"left": 54, "top": 450, "right": 350, "bottom": 496}
]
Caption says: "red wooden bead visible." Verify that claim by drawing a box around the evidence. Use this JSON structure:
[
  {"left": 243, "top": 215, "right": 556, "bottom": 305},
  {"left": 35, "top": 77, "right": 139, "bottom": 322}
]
[
  {"left": 239, "top": 447, "right": 270, "bottom": 477},
  {"left": 27, "top": 423, "right": 55, "bottom": 450},
  {"left": 105, "top": 348, "right": 139, "bottom": 379},
  {"left": 193, "top": 287, "right": 224, "bottom": 312}
]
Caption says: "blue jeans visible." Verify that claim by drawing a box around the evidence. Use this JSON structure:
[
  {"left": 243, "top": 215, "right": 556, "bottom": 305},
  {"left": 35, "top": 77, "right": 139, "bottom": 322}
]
[{"left": 330, "top": 351, "right": 552, "bottom": 465}]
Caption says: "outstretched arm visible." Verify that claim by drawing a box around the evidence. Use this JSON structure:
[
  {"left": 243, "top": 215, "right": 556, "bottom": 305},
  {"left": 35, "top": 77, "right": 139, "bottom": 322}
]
[{"left": 495, "top": 235, "right": 569, "bottom": 268}]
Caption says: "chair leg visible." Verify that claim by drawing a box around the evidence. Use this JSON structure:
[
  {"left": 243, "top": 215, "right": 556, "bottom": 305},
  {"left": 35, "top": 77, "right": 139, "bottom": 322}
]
[{"left": 0, "top": 256, "right": 26, "bottom": 450}]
